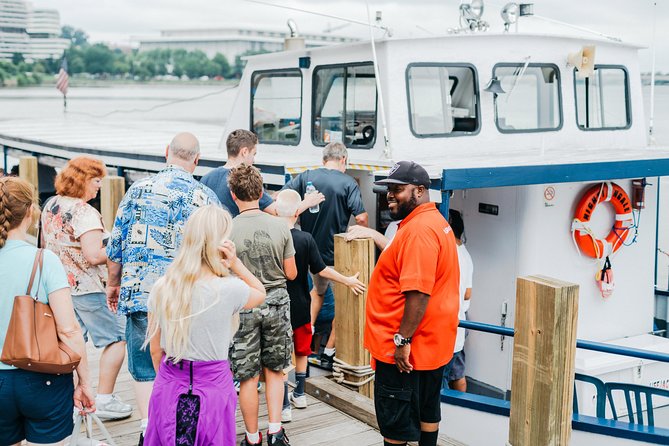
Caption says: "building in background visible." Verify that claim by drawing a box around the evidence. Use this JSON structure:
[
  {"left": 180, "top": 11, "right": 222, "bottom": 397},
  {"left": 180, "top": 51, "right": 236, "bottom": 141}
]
[
  {"left": 137, "top": 27, "right": 357, "bottom": 62},
  {"left": 26, "top": 6, "right": 68, "bottom": 59},
  {"left": 0, "top": 0, "right": 68, "bottom": 61}
]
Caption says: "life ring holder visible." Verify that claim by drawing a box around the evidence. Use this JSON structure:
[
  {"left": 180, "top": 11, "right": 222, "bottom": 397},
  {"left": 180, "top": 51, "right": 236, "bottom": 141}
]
[{"left": 571, "top": 182, "right": 634, "bottom": 259}]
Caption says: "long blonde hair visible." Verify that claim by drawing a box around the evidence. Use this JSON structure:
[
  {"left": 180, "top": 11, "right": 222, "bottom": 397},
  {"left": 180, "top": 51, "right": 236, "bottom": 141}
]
[{"left": 146, "top": 205, "right": 233, "bottom": 362}]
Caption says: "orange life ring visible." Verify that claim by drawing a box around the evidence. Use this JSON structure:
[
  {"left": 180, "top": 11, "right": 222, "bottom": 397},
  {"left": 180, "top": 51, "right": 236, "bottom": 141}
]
[{"left": 572, "top": 182, "right": 633, "bottom": 259}]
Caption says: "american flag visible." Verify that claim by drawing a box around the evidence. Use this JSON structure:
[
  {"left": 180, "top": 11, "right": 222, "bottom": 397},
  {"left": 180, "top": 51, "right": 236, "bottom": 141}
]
[{"left": 56, "top": 57, "right": 69, "bottom": 96}]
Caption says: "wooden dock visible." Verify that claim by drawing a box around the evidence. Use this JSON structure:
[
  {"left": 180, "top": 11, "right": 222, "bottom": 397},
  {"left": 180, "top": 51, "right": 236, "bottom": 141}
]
[
  {"left": 80, "top": 343, "right": 464, "bottom": 446},
  {"left": 80, "top": 343, "right": 383, "bottom": 445}
]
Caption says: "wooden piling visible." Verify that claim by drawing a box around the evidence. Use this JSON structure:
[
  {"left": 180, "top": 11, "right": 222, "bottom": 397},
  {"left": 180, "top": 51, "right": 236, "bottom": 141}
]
[
  {"left": 19, "top": 156, "right": 39, "bottom": 238},
  {"left": 333, "top": 234, "right": 375, "bottom": 398},
  {"left": 508, "top": 275, "right": 579, "bottom": 446},
  {"left": 19, "top": 156, "right": 38, "bottom": 194},
  {"left": 101, "top": 175, "right": 125, "bottom": 230}
]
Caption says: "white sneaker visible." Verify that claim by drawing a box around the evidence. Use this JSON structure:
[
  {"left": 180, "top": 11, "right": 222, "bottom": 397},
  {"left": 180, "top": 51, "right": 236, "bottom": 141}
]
[
  {"left": 95, "top": 394, "right": 133, "bottom": 420},
  {"left": 281, "top": 407, "right": 292, "bottom": 423},
  {"left": 289, "top": 392, "right": 307, "bottom": 409}
]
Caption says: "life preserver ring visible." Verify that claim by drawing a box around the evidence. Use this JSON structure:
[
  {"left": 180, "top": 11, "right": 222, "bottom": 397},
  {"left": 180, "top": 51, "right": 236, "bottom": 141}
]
[{"left": 572, "top": 182, "right": 634, "bottom": 259}]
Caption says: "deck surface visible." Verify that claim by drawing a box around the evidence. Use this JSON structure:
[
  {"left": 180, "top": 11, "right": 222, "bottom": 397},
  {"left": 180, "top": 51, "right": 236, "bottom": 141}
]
[
  {"left": 76, "top": 343, "right": 463, "bottom": 445},
  {"left": 78, "top": 343, "right": 384, "bottom": 446}
]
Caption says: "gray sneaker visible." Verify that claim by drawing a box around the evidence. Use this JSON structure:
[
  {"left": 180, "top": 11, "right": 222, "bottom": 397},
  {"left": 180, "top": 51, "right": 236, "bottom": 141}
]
[{"left": 96, "top": 394, "right": 133, "bottom": 420}]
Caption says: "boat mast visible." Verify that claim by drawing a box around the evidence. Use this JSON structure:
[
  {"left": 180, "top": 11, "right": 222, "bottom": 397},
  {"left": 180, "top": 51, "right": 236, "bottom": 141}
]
[
  {"left": 366, "top": 4, "right": 392, "bottom": 159},
  {"left": 649, "top": 1, "right": 657, "bottom": 145}
]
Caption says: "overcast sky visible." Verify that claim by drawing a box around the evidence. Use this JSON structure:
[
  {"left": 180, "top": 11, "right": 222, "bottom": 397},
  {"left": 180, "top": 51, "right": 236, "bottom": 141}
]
[{"left": 34, "top": 0, "right": 669, "bottom": 71}]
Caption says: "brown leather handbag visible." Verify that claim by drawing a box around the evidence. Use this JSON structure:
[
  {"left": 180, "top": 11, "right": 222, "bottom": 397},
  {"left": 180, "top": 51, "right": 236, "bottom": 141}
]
[{"left": 1, "top": 249, "right": 81, "bottom": 374}]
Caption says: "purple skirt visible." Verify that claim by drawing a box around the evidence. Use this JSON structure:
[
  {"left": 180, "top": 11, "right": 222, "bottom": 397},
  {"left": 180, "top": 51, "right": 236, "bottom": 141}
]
[{"left": 144, "top": 358, "right": 237, "bottom": 446}]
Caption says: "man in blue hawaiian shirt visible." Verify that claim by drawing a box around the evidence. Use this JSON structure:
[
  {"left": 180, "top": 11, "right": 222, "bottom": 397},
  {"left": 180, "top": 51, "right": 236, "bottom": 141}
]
[{"left": 105, "top": 132, "right": 219, "bottom": 444}]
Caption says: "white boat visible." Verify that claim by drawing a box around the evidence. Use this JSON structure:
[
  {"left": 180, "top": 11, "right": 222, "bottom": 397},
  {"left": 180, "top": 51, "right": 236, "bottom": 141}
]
[
  {"left": 221, "top": 3, "right": 669, "bottom": 444},
  {"left": 1, "top": 2, "right": 668, "bottom": 443}
]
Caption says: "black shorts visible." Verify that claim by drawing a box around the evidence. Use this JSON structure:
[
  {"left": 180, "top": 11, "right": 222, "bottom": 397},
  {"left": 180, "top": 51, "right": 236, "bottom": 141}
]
[{"left": 373, "top": 360, "right": 446, "bottom": 442}]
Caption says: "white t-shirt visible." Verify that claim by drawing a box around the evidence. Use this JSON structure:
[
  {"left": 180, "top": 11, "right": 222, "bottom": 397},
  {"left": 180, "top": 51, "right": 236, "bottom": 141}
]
[
  {"left": 454, "top": 243, "right": 473, "bottom": 353},
  {"left": 149, "top": 275, "right": 249, "bottom": 361}
]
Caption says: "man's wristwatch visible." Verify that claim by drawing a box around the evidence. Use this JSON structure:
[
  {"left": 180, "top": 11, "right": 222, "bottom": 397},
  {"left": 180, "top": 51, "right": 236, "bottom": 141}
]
[{"left": 393, "top": 333, "right": 412, "bottom": 347}]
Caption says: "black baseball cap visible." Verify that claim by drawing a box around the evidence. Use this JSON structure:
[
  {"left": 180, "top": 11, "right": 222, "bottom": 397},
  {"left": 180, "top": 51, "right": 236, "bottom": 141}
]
[{"left": 374, "top": 161, "right": 431, "bottom": 188}]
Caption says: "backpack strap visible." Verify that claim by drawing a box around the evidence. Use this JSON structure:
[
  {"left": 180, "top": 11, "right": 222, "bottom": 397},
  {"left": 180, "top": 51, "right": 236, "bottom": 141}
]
[{"left": 26, "top": 249, "right": 44, "bottom": 299}]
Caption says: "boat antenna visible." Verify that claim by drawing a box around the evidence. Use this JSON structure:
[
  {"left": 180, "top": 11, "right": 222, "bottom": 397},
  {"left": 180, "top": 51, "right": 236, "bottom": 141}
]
[
  {"left": 366, "top": 3, "right": 392, "bottom": 158},
  {"left": 245, "top": 0, "right": 392, "bottom": 36},
  {"left": 649, "top": 1, "right": 657, "bottom": 145}
]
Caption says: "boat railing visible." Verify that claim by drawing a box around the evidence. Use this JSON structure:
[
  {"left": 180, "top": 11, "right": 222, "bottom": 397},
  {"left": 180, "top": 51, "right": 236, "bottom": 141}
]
[
  {"left": 443, "top": 319, "right": 669, "bottom": 444},
  {"left": 459, "top": 319, "right": 669, "bottom": 363}
]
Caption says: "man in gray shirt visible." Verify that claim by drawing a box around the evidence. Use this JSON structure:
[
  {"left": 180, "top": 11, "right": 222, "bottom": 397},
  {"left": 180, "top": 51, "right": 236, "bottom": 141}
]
[{"left": 282, "top": 142, "right": 368, "bottom": 369}]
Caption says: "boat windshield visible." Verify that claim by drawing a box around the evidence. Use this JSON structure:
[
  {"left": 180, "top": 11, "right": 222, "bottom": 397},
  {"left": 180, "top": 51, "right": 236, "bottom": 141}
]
[
  {"left": 251, "top": 69, "right": 303, "bottom": 145},
  {"left": 312, "top": 63, "right": 377, "bottom": 149}
]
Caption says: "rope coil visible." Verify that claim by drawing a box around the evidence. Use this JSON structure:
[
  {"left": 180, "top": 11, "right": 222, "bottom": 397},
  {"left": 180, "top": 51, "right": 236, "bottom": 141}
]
[{"left": 331, "top": 357, "right": 374, "bottom": 388}]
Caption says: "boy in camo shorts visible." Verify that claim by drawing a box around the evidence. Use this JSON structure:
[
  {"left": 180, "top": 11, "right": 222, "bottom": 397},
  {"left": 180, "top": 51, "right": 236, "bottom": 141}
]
[{"left": 227, "top": 164, "right": 297, "bottom": 446}]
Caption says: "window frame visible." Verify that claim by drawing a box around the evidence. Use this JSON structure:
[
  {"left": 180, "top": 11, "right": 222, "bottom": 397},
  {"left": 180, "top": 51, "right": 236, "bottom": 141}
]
[
  {"left": 492, "top": 62, "right": 564, "bottom": 134},
  {"left": 572, "top": 64, "right": 632, "bottom": 132},
  {"left": 405, "top": 62, "right": 481, "bottom": 138},
  {"left": 250, "top": 68, "right": 303, "bottom": 146},
  {"left": 311, "top": 61, "right": 378, "bottom": 149}
]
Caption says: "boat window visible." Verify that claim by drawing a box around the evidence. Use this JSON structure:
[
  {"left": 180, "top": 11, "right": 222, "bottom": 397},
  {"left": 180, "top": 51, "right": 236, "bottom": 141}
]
[
  {"left": 574, "top": 66, "right": 630, "bottom": 130},
  {"left": 406, "top": 64, "right": 480, "bottom": 137},
  {"left": 251, "top": 69, "right": 302, "bottom": 145},
  {"left": 312, "top": 63, "right": 377, "bottom": 149},
  {"left": 493, "top": 63, "right": 562, "bottom": 133}
]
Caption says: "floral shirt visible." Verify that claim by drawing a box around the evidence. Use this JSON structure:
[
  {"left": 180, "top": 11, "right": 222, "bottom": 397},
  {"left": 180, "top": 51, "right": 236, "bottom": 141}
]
[
  {"left": 41, "top": 196, "right": 107, "bottom": 296},
  {"left": 106, "top": 165, "right": 220, "bottom": 315}
]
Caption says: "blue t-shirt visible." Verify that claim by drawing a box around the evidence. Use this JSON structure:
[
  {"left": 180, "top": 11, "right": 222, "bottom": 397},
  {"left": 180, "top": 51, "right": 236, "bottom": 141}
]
[
  {"left": 0, "top": 240, "right": 69, "bottom": 370},
  {"left": 200, "top": 166, "right": 273, "bottom": 217}
]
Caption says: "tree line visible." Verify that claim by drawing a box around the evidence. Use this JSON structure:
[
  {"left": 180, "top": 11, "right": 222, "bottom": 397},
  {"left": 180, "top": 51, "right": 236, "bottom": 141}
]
[{"left": 0, "top": 25, "right": 267, "bottom": 86}]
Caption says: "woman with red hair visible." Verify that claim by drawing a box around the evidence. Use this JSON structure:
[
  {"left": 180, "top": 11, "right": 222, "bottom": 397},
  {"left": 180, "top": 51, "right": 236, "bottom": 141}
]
[{"left": 41, "top": 156, "right": 133, "bottom": 420}]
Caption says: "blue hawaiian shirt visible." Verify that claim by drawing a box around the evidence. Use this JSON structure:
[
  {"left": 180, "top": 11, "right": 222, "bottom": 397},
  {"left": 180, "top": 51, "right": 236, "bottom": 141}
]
[{"left": 106, "top": 165, "right": 220, "bottom": 315}]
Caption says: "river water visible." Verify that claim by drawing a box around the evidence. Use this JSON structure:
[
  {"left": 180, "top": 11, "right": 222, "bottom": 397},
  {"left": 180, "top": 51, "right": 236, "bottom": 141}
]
[
  {"left": 3, "top": 83, "right": 669, "bottom": 285},
  {"left": 0, "top": 83, "right": 667, "bottom": 141}
]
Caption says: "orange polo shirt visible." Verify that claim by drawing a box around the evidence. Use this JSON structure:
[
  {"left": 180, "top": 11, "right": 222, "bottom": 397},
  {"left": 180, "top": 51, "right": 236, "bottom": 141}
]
[{"left": 364, "top": 202, "right": 460, "bottom": 370}]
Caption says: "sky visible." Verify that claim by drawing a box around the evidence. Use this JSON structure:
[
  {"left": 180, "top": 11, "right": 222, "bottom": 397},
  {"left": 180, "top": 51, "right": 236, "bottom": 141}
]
[{"left": 33, "top": 0, "right": 669, "bottom": 72}]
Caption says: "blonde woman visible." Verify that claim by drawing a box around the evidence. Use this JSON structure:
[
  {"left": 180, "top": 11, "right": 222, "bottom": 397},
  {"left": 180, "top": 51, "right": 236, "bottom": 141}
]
[
  {"left": 0, "top": 177, "right": 94, "bottom": 446},
  {"left": 145, "top": 205, "right": 265, "bottom": 446}
]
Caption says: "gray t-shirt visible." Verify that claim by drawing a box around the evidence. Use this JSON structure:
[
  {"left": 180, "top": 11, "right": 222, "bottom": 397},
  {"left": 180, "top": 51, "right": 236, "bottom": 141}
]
[
  {"left": 230, "top": 212, "right": 296, "bottom": 296},
  {"left": 149, "top": 276, "right": 249, "bottom": 362}
]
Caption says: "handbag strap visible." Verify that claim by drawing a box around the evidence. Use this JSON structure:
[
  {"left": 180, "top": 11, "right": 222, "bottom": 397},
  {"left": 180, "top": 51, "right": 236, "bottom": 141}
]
[{"left": 26, "top": 249, "right": 44, "bottom": 300}]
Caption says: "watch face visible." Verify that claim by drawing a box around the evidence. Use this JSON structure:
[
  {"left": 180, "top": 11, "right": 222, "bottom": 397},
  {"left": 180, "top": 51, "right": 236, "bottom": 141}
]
[{"left": 393, "top": 333, "right": 401, "bottom": 346}]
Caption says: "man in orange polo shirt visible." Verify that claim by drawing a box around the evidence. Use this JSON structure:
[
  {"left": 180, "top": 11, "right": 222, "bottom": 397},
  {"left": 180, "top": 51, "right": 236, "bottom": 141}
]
[{"left": 365, "top": 161, "right": 460, "bottom": 446}]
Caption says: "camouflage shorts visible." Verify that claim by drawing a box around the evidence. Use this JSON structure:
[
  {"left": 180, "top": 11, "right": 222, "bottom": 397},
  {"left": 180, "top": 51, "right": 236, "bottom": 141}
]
[{"left": 230, "top": 288, "right": 293, "bottom": 381}]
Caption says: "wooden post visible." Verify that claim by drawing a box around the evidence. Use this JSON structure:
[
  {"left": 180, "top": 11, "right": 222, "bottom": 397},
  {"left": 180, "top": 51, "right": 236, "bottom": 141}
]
[
  {"left": 19, "top": 156, "right": 39, "bottom": 238},
  {"left": 101, "top": 175, "right": 125, "bottom": 230},
  {"left": 19, "top": 156, "right": 38, "bottom": 194},
  {"left": 508, "top": 275, "right": 579, "bottom": 446},
  {"left": 333, "top": 234, "right": 375, "bottom": 398}
]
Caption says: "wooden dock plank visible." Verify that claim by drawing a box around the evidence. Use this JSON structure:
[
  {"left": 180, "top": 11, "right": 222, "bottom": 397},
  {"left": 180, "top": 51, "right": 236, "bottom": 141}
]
[{"left": 77, "top": 343, "right": 387, "bottom": 446}]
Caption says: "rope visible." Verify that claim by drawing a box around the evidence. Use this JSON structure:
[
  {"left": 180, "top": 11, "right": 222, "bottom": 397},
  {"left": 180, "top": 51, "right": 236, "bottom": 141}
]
[
  {"left": 331, "top": 357, "right": 374, "bottom": 388},
  {"left": 66, "top": 83, "right": 240, "bottom": 119}
]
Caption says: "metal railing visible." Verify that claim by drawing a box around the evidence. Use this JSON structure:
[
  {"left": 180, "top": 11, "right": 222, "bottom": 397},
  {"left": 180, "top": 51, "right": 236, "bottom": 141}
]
[{"left": 460, "top": 320, "right": 669, "bottom": 363}]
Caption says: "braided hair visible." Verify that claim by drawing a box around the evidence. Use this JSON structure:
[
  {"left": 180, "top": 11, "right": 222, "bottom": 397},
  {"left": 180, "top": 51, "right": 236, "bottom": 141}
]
[{"left": 0, "top": 177, "right": 36, "bottom": 249}]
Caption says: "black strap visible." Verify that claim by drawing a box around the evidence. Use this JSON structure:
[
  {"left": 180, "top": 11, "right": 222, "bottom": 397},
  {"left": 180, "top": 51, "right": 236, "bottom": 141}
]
[{"left": 188, "top": 361, "right": 194, "bottom": 395}]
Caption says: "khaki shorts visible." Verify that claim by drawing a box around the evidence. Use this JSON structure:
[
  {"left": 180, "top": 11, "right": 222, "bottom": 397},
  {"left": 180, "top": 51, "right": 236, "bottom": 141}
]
[{"left": 230, "top": 288, "right": 293, "bottom": 381}]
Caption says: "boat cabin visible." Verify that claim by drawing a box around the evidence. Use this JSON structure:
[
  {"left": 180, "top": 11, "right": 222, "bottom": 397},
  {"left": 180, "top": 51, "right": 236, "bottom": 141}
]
[{"left": 222, "top": 31, "right": 669, "bottom": 444}]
